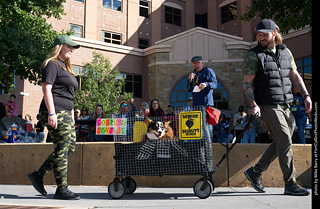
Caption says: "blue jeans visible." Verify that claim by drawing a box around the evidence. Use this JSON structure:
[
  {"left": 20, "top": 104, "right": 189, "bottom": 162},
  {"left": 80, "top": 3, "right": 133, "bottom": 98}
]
[
  {"left": 242, "top": 130, "right": 256, "bottom": 143},
  {"left": 209, "top": 124, "right": 213, "bottom": 142},
  {"left": 295, "top": 115, "right": 307, "bottom": 144},
  {"left": 217, "top": 130, "right": 228, "bottom": 143},
  {"left": 37, "top": 132, "right": 45, "bottom": 143}
]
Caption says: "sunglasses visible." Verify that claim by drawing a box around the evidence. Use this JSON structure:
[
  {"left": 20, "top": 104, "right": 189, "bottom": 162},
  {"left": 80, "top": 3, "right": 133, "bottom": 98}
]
[
  {"left": 192, "top": 61, "right": 202, "bottom": 65},
  {"left": 121, "top": 104, "right": 128, "bottom": 107},
  {"left": 82, "top": 109, "right": 87, "bottom": 111}
]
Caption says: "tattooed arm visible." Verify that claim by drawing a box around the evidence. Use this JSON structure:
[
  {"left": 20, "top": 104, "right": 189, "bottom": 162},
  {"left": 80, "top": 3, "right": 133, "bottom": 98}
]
[
  {"left": 290, "top": 69, "right": 312, "bottom": 113},
  {"left": 243, "top": 74, "right": 261, "bottom": 117},
  {"left": 242, "top": 50, "right": 261, "bottom": 116}
]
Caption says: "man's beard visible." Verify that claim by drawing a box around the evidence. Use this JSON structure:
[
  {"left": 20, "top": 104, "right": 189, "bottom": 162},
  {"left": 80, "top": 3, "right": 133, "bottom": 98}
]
[{"left": 259, "top": 39, "right": 275, "bottom": 49}]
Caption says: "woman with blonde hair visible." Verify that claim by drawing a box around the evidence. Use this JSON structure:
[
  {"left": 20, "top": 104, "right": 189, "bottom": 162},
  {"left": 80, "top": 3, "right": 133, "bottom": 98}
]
[
  {"left": 28, "top": 35, "right": 81, "bottom": 200},
  {"left": 139, "top": 102, "right": 149, "bottom": 118}
]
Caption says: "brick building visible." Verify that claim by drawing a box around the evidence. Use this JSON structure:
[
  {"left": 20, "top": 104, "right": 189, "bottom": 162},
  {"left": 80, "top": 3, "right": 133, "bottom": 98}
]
[{"left": 0, "top": 0, "right": 312, "bottom": 125}]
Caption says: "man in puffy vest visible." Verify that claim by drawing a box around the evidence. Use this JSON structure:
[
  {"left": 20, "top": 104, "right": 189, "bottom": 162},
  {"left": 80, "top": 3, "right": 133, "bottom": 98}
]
[{"left": 242, "top": 19, "right": 312, "bottom": 196}]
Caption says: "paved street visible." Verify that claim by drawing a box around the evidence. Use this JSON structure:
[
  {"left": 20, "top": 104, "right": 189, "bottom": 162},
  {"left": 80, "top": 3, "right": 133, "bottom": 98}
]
[{"left": 0, "top": 185, "right": 311, "bottom": 209}]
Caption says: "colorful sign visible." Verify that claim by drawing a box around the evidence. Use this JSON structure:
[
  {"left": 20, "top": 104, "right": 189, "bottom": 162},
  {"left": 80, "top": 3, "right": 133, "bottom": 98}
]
[
  {"left": 179, "top": 111, "right": 202, "bottom": 140},
  {"left": 96, "top": 118, "right": 127, "bottom": 135}
]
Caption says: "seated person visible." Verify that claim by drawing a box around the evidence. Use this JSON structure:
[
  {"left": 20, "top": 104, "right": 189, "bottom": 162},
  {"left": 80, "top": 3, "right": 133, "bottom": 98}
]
[
  {"left": 149, "top": 99, "right": 165, "bottom": 117},
  {"left": 90, "top": 104, "right": 107, "bottom": 142},
  {"left": 116, "top": 98, "right": 137, "bottom": 118},
  {"left": 4, "top": 94, "right": 19, "bottom": 117},
  {"left": 166, "top": 104, "right": 175, "bottom": 116},
  {"left": 138, "top": 102, "right": 149, "bottom": 118},
  {"left": 78, "top": 107, "right": 90, "bottom": 142},
  {"left": 115, "top": 99, "right": 137, "bottom": 141},
  {"left": 34, "top": 114, "right": 45, "bottom": 142}
]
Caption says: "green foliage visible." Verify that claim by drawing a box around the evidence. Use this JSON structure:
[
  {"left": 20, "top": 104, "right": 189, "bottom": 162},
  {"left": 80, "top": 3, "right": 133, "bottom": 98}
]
[
  {"left": 0, "top": 0, "right": 68, "bottom": 94},
  {"left": 241, "top": 0, "right": 312, "bottom": 34},
  {"left": 74, "top": 52, "right": 133, "bottom": 116}
]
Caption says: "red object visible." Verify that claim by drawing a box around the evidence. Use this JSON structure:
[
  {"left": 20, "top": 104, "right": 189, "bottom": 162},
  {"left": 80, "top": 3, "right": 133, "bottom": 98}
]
[
  {"left": 25, "top": 123, "right": 33, "bottom": 132},
  {"left": 206, "top": 106, "right": 221, "bottom": 126}
]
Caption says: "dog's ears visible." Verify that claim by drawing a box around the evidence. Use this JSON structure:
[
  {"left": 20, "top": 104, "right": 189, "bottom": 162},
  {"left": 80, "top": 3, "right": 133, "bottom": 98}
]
[
  {"left": 144, "top": 118, "right": 152, "bottom": 126},
  {"left": 164, "top": 121, "right": 171, "bottom": 127}
]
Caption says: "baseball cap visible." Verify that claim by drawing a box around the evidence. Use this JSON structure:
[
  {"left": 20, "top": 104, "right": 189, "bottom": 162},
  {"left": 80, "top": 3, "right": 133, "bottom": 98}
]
[
  {"left": 167, "top": 104, "right": 174, "bottom": 109},
  {"left": 191, "top": 56, "right": 203, "bottom": 62},
  {"left": 53, "top": 35, "right": 80, "bottom": 49},
  {"left": 256, "top": 19, "right": 276, "bottom": 33}
]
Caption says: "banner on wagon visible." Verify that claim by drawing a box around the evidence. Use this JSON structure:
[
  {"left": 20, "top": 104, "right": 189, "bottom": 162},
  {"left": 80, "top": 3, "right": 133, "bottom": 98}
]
[
  {"left": 179, "top": 111, "right": 202, "bottom": 140},
  {"left": 96, "top": 118, "right": 127, "bottom": 135}
]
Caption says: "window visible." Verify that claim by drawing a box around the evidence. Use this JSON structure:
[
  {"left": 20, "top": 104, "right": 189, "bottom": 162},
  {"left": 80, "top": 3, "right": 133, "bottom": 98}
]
[
  {"left": 102, "top": 31, "right": 122, "bottom": 45},
  {"left": 138, "top": 38, "right": 149, "bottom": 49},
  {"left": 72, "top": 66, "right": 82, "bottom": 75},
  {"left": 212, "top": 82, "right": 229, "bottom": 110},
  {"left": 297, "top": 56, "right": 312, "bottom": 86},
  {"left": 170, "top": 76, "right": 229, "bottom": 109},
  {"left": 139, "top": 0, "right": 149, "bottom": 18},
  {"left": 165, "top": 6, "right": 181, "bottom": 26},
  {"left": 70, "top": 24, "right": 83, "bottom": 38},
  {"left": 72, "top": 66, "right": 83, "bottom": 89},
  {"left": 122, "top": 74, "right": 143, "bottom": 98},
  {"left": 221, "top": 2, "right": 237, "bottom": 23},
  {"left": 103, "top": 0, "right": 122, "bottom": 11},
  {"left": 195, "top": 13, "right": 208, "bottom": 28}
]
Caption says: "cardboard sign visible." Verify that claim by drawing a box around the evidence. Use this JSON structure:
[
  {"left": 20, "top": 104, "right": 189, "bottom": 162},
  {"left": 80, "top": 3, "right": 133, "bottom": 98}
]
[
  {"left": 179, "top": 111, "right": 202, "bottom": 140},
  {"left": 96, "top": 118, "right": 127, "bottom": 135}
]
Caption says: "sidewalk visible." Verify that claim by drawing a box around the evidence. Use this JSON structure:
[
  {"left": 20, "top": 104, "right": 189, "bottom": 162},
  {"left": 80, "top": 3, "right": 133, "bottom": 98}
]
[{"left": 0, "top": 185, "right": 311, "bottom": 209}]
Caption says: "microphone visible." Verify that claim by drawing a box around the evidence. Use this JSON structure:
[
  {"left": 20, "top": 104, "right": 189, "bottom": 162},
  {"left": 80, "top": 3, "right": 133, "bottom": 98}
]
[
  {"left": 191, "top": 69, "right": 196, "bottom": 81},
  {"left": 188, "top": 69, "right": 197, "bottom": 91}
]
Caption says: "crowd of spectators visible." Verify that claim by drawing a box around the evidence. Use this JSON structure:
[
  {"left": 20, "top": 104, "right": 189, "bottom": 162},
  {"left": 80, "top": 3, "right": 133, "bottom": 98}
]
[
  {"left": 0, "top": 95, "right": 45, "bottom": 143},
  {"left": 74, "top": 98, "right": 311, "bottom": 144},
  {"left": 0, "top": 95, "right": 311, "bottom": 144}
]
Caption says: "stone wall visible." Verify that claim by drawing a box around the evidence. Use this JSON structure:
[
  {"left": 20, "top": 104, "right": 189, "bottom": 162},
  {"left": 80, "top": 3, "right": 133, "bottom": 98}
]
[{"left": 0, "top": 143, "right": 311, "bottom": 188}]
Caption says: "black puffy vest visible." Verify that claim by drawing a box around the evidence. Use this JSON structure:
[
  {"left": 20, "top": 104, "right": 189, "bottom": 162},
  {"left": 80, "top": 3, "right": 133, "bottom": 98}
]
[{"left": 251, "top": 43, "right": 293, "bottom": 105}]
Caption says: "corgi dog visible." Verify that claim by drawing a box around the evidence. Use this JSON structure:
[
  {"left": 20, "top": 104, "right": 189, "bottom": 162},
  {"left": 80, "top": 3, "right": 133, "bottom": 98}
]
[{"left": 143, "top": 118, "right": 176, "bottom": 141}]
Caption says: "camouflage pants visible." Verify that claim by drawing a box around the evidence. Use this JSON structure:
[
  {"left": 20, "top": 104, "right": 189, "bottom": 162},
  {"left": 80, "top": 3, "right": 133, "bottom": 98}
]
[{"left": 37, "top": 111, "right": 76, "bottom": 191}]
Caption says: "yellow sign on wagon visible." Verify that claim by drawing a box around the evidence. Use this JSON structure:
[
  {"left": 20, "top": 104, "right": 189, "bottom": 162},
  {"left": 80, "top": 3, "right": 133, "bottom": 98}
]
[{"left": 179, "top": 111, "right": 202, "bottom": 140}]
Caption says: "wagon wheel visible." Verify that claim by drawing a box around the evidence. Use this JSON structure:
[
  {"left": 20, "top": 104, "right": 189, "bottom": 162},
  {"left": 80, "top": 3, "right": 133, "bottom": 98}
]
[
  {"left": 193, "top": 178, "right": 212, "bottom": 199},
  {"left": 108, "top": 179, "right": 125, "bottom": 199},
  {"left": 208, "top": 178, "right": 215, "bottom": 192},
  {"left": 121, "top": 177, "right": 137, "bottom": 194}
]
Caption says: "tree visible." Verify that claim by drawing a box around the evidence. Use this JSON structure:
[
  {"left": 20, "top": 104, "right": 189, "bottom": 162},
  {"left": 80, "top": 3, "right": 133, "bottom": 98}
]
[
  {"left": 241, "top": 0, "right": 312, "bottom": 34},
  {"left": 0, "top": 0, "right": 68, "bottom": 94},
  {"left": 74, "top": 52, "right": 133, "bottom": 115}
]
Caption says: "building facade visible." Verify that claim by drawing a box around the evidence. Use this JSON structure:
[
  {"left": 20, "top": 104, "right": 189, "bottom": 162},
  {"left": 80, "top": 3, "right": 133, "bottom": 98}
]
[{"left": 0, "top": 0, "right": 312, "bottom": 127}]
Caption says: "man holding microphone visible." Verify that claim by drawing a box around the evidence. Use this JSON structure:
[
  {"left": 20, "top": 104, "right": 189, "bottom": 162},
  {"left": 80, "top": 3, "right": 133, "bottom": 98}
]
[
  {"left": 187, "top": 56, "right": 218, "bottom": 107},
  {"left": 187, "top": 56, "right": 218, "bottom": 141}
]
